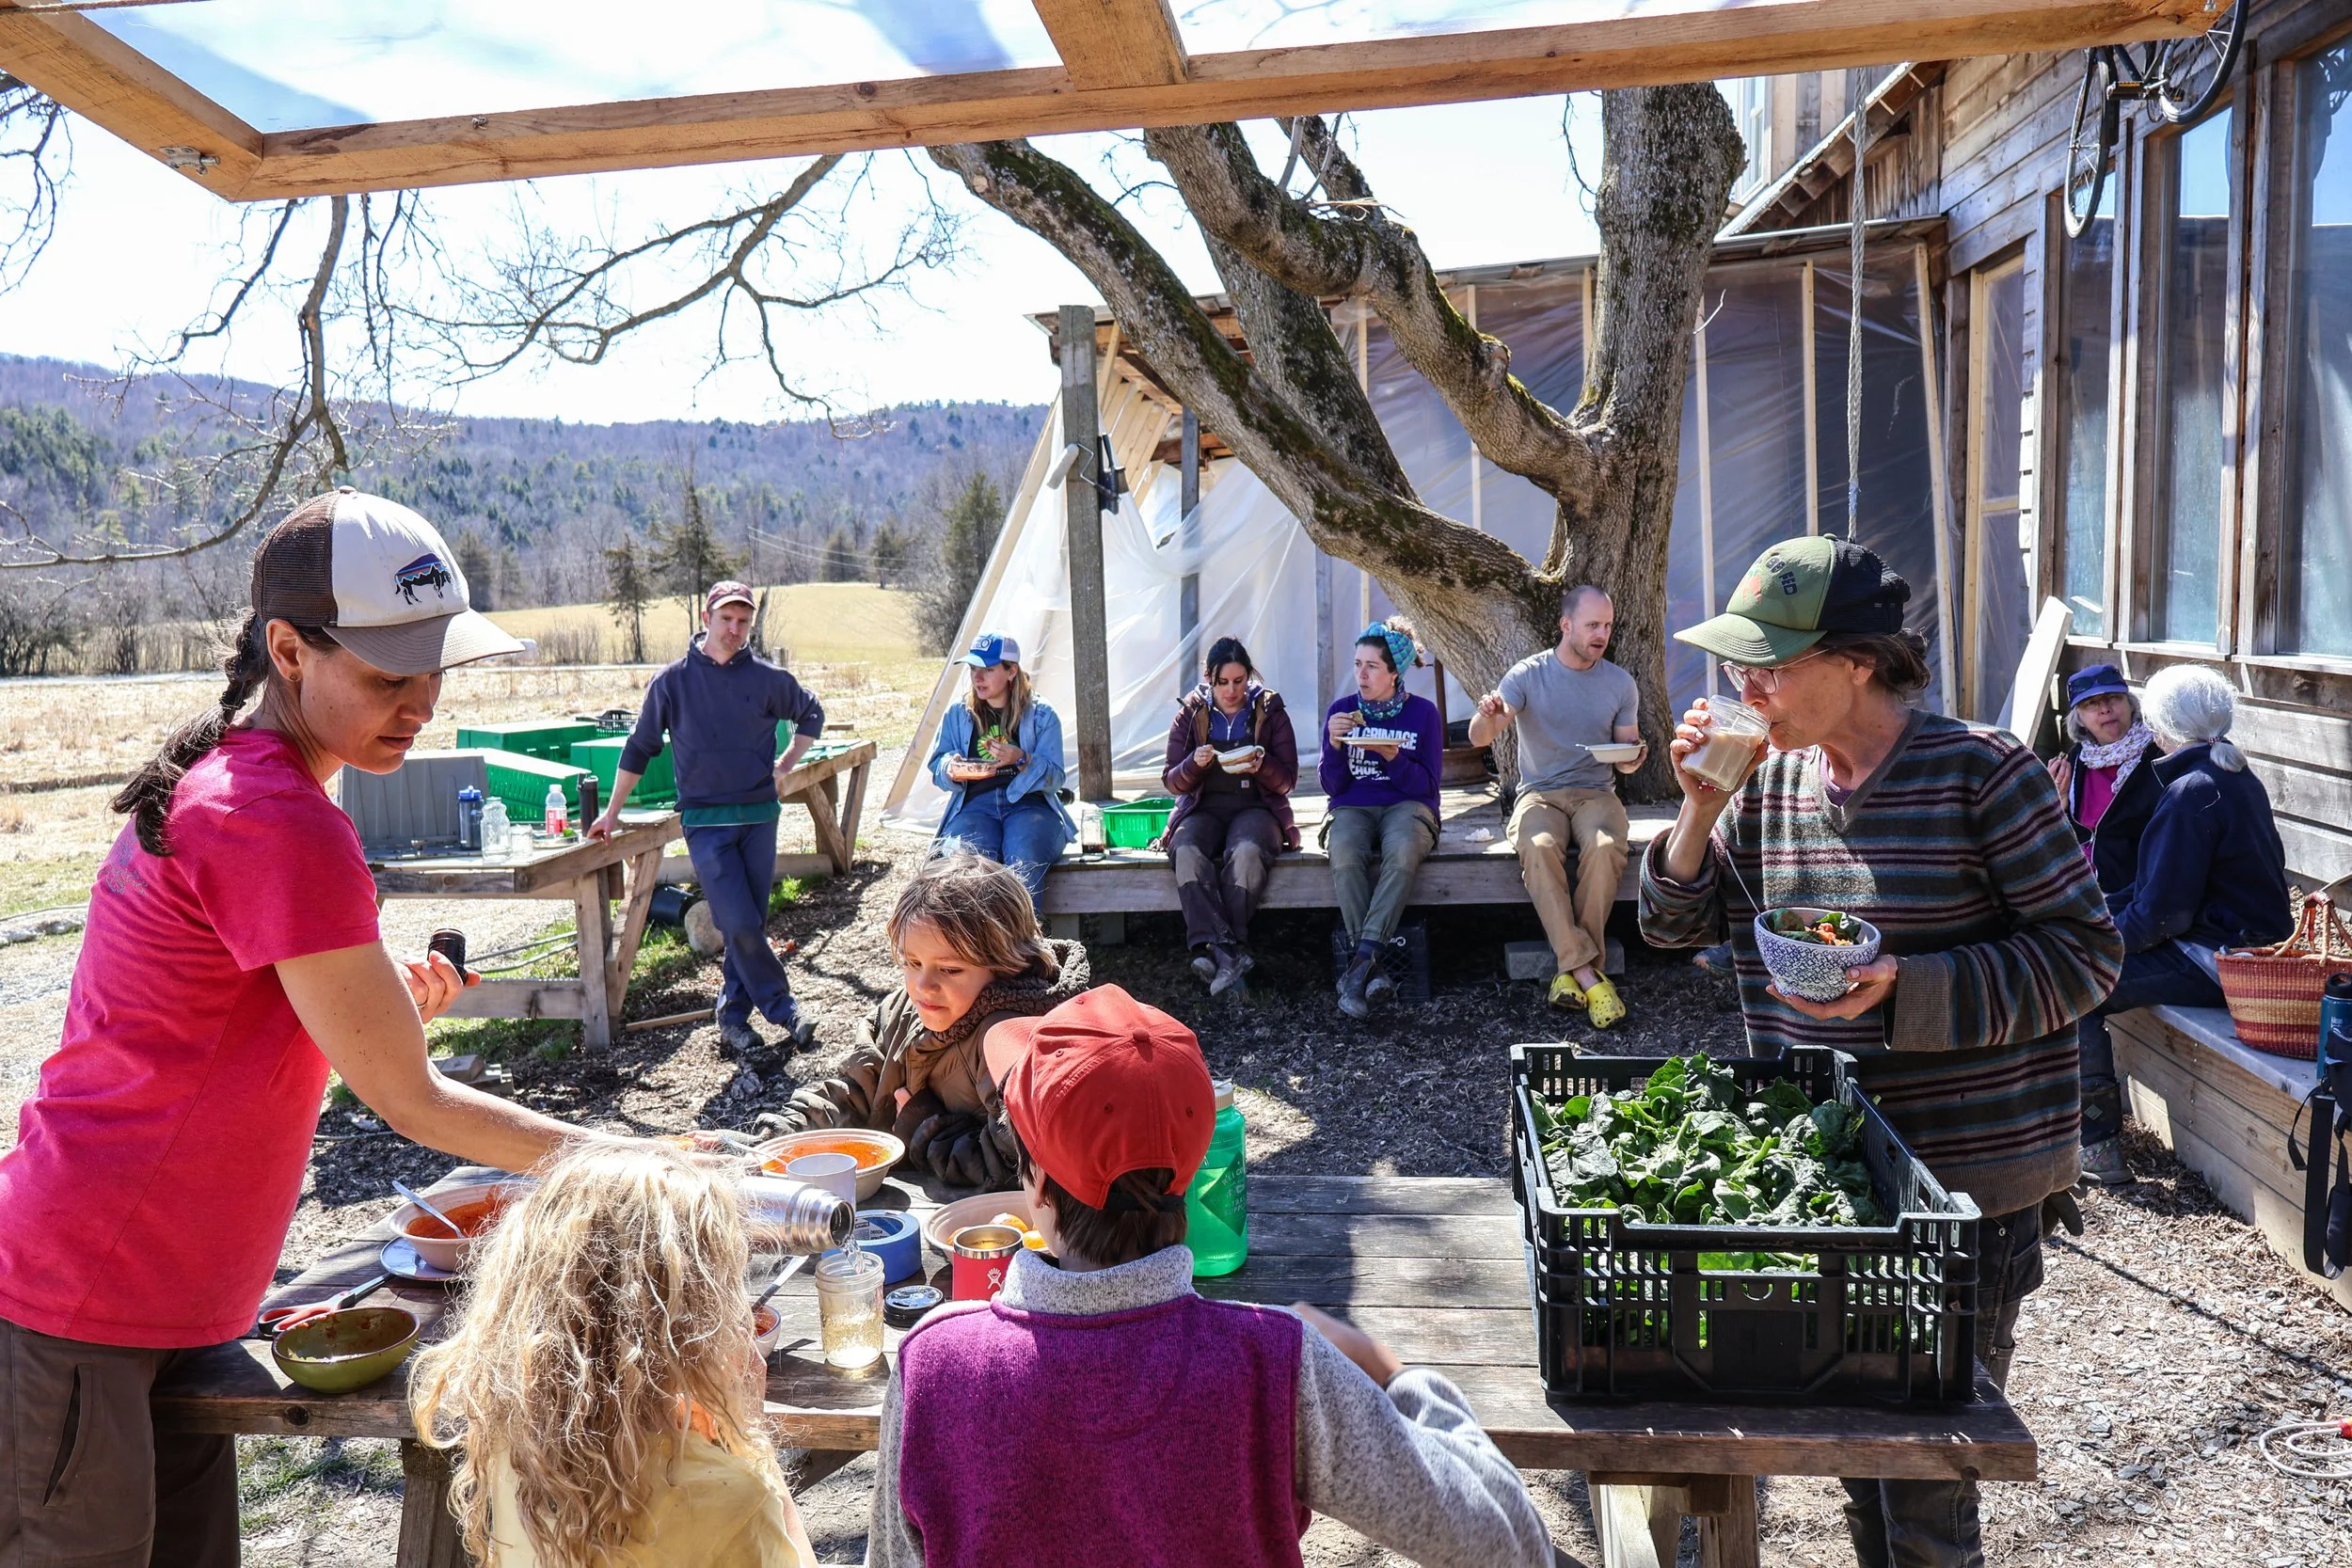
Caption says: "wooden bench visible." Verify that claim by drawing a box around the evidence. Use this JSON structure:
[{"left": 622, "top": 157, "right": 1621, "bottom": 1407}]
[
  {"left": 1040, "top": 786, "right": 1678, "bottom": 918},
  {"left": 2106, "top": 1003, "right": 2347, "bottom": 1311}
]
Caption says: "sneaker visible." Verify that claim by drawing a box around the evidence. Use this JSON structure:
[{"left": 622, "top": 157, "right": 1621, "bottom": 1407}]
[
  {"left": 1191, "top": 947, "right": 1218, "bottom": 986},
  {"left": 719, "top": 1019, "right": 765, "bottom": 1057},
  {"left": 2078, "top": 1137, "right": 2135, "bottom": 1187},
  {"left": 1581, "top": 976, "right": 1628, "bottom": 1030},
  {"left": 1548, "top": 973, "right": 1587, "bottom": 1010},
  {"left": 1209, "top": 945, "right": 1251, "bottom": 998},
  {"left": 769, "top": 1004, "right": 818, "bottom": 1051},
  {"left": 1336, "top": 958, "right": 1373, "bottom": 1020}
]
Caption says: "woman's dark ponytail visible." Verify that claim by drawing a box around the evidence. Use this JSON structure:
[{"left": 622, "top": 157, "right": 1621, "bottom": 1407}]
[{"left": 111, "top": 613, "right": 275, "bottom": 857}]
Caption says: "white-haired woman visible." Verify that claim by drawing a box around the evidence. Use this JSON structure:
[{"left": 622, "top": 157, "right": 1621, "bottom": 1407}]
[{"left": 2075, "top": 664, "right": 2293, "bottom": 1185}]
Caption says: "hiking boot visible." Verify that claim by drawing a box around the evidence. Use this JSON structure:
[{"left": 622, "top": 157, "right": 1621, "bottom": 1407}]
[
  {"left": 1191, "top": 947, "right": 1218, "bottom": 986},
  {"left": 769, "top": 1003, "right": 818, "bottom": 1051},
  {"left": 1581, "top": 976, "right": 1628, "bottom": 1029},
  {"left": 2078, "top": 1137, "right": 2135, "bottom": 1188},
  {"left": 1364, "top": 948, "right": 1396, "bottom": 1004},
  {"left": 1548, "top": 973, "right": 1587, "bottom": 1010},
  {"left": 719, "top": 1019, "right": 765, "bottom": 1057},
  {"left": 1336, "top": 958, "right": 1373, "bottom": 1020},
  {"left": 1209, "top": 945, "right": 1252, "bottom": 998}
]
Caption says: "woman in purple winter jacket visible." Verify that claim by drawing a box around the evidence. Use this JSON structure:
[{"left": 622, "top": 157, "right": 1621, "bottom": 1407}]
[{"left": 1160, "top": 636, "right": 1299, "bottom": 998}]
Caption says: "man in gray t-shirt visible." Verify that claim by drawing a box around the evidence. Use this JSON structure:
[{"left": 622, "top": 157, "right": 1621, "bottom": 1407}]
[{"left": 1468, "top": 585, "right": 1646, "bottom": 1025}]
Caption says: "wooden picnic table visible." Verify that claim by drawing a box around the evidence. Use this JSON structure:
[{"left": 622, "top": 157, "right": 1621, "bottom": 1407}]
[
  {"left": 363, "top": 740, "right": 877, "bottom": 1050},
  {"left": 152, "top": 1171, "right": 2033, "bottom": 1567}
]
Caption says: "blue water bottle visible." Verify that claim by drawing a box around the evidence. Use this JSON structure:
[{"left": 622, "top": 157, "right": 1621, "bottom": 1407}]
[{"left": 2320, "top": 971, "right": 2352, "bottom": 1079}]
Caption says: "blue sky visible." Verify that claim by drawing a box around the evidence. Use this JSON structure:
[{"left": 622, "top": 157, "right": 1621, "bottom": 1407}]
[{"left": 0, "top": 94, "right": 1604, "bottom": 424}]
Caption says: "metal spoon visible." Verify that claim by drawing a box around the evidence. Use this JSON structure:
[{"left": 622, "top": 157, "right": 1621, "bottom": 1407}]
[
  {"left": 393, "top": 1180, "right": 464, "bottom": 1237},
  {"left": 754, "top": 1254, "right": 810, "bottom": 1312}
]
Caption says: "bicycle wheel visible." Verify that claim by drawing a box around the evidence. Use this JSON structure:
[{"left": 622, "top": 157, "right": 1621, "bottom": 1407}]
[
  {"left": 2065, "top": 51, "right": 2119, "bottom": 240},
  {"left": 2155, "top": 0, "right": 2245, "bottom": 123}
]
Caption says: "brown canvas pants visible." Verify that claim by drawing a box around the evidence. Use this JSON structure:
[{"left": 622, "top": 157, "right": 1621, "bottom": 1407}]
[
  {"left": 1508, "top": 785, "right": 1629, "bottom": 976},
  {"left": 0, "top": 1316, "right": 239, "bottom": 1567}
]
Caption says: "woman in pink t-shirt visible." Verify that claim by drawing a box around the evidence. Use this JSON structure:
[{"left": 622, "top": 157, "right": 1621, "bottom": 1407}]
[{"left": 0, "top": 492, "right": 592, "bottom": 1566}]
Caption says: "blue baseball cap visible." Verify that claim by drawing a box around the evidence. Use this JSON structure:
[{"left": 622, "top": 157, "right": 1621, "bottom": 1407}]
[
  {"left": 2066, "top": 664, "right": 2131, "bottom": 708},
  {"left": 960, "top": 632, "right": 1021, "bottom": 669}
]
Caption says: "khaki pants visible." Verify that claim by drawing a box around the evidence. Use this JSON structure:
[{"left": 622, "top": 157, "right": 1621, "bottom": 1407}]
[{"left": 1508, "top": 785, "right": 1629, "bottom": 975}]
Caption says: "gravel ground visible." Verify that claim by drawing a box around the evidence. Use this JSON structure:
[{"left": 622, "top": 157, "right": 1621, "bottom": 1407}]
[{"left": 4, "top": 815, "right": 2347, "bottom": 1565}]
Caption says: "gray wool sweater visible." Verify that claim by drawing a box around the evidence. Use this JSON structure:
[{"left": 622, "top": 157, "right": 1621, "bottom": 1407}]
[{"left": 862, "top": 1245, "right": 1550, "bottom": 1568}]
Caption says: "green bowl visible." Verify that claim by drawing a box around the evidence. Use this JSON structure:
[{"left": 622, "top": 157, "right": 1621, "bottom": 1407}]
[{"left": 272, "top": 1307, "right": 421, "bottom": 1393}]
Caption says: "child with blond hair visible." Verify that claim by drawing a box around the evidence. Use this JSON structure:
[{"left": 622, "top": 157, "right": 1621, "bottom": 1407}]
[{"left": 409, "top": 1143, "right": 812, "bottom": 1567}]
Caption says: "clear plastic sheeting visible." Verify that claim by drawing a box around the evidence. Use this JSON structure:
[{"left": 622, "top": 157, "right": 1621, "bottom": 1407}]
[
  {"left": 95, "top": 2, "right": 1060, "bottom": 132},
  {"left": 885, "top": 238, "right": 1958, "bottom": 833},
  {"left": 1177, "top": 1, "right": 1601, "bottom": 52}
]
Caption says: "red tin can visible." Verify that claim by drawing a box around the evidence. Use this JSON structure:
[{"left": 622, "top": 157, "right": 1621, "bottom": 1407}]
[{"left": 949, "top": 1224, "right": 1024, "bottom": 1301}]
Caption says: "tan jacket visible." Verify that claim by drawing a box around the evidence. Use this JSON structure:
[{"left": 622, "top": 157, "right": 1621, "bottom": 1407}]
[
  {"left": 774, "top": 941, "right": 1089, "bottom": 1189},
  {"left": 482, "top": 1437, "right": 805, "bottom": 1568}
]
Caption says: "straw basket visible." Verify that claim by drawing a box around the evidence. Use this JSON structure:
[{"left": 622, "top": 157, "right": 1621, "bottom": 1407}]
[{"left": 2216, "top": 893, "right": 2352, "bottom": 1058}]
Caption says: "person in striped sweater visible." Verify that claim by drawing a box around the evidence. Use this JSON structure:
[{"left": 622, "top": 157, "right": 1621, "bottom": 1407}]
[{"left": 1640, "top": 536, "right": 2122, "bottom": 1568}]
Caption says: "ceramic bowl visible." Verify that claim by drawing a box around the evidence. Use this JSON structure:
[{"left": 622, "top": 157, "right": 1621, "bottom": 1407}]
[
  {"left": 389, "top": 1181, "right": 527, "bottom": 1273},
  {"left": 273, "top": 1307, "right": 420, "bottom": 1394},
  {"left": 1585, "top": 741, "right": 1644, "bottom": 766},
  {"left": 1216, "top": 746, "right": 1263, "bottom": 772},
  {"left": 1753, "top": 907, "right": 1883, "bottom": 1004},
  {"left": 922, "top": 1191, "right": 1034, "bottom": 1257},
  {"left": 753, "top": 1130, "right": 906, "bottom": 1202}
]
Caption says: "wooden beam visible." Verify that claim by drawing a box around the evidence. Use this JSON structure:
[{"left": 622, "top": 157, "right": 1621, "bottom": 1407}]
[
  {"left": 0, "top": 1, "right": 262, "bottom": 194},
  {"left": 1061, "top": 302, "right": 1114, "bottom": 800},
  {"left": 1031, "top": 0, "right": 1186, "bottom": 90},
  {"left": 23, "top": 1, "right": 2213, "bottom": 199}
]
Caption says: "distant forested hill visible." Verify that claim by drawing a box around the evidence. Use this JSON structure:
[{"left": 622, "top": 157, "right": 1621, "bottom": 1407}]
[{"left": 0, "top": 356, "right": 1045, "bottom": 610}]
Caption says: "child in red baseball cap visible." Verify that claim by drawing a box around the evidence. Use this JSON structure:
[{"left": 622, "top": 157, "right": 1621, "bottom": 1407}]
[{"left": 865, "top": 986, "right": 1549, "bottom": 1568}]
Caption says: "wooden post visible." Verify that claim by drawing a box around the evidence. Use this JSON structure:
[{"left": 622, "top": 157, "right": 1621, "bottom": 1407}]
[
  {"left": 1178, "top": 407, "right": 1202, "bottom": 691},
  {"left": 1060, "top": 304, "right": 1113, "bottom": 800},
  {"left": 572, "top": 876, "right": 614, "bottom": 1050},
  {"left": 397, "top": 1442, "right": 469, "bottom": 1568}
]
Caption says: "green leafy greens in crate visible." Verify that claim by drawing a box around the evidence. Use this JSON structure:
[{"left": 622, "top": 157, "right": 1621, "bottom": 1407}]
[{"left": 1530, "top": 1053, "right": 1887, "bottom": 1249}]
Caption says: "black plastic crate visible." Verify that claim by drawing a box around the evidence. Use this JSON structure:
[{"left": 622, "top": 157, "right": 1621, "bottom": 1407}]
[
  {"left": 1510, "top": 1044, "right": 1981, "bottom": 1407},
  {"left": 1328, "top": 919, "right": 1431, "bottom": 1004}
]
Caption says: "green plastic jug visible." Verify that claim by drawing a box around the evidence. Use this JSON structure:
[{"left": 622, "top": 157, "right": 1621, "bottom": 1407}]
[{"left": 1186, "top": 1080, "right": 1248, "bottom": 1276}]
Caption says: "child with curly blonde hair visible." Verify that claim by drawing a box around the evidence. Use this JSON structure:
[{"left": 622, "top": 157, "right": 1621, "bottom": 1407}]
[{"left": 409, "top": 1142, "right": 812, "bottom": 1567}]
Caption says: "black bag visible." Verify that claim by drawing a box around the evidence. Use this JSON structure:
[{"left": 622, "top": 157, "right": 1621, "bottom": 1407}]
[{"left": 2290, "top": 1053, "right": 2352, "bottom": 1279}]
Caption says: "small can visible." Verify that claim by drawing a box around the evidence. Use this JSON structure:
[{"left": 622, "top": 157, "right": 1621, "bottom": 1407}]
[
  {"left": 949, "top": 1224, "right": 1024, "bottom": 1301},
  {"left": 883, "top": 1284, "right": 945, "bottom": 1328},
  {"left": 577, "top": 774, "right": 600, "bottom": 832}
]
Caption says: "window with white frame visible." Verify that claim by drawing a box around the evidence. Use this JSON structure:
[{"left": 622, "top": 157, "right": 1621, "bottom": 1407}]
[
  {"left": 1729, "top": 78, "right": 1772, "bottom": 197},
  {"left": 2281, "top": 40, "right": 2352, "bottom": 657}
]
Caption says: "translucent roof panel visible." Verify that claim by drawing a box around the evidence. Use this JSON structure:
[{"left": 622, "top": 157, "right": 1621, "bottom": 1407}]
[
  {"left": 96, "top": 1, "right": 1063, "bottom": 133},
  {"left": 1176, "top": 1, "right": 1613, "bottom": 54}
]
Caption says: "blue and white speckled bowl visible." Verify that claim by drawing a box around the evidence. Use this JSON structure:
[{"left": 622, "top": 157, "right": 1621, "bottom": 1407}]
[{"left": 1754, "top": 907, "right": 1883, "bottom": 1004}]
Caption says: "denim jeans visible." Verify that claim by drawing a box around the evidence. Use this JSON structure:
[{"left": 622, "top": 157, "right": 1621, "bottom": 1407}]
[
  {"left": 685, "top": 817, "right": 797, "bottom": 1031},
  {"left": 2077, "top": 940, "right": 2223, "bottom": 1144},
  {"left": 1327, "top": 800, "right": 1438, "bottom": 946},
  {"left": 938, "top": 788, "right": 1071, "bottom": 906},
  {"left": 1841, "top": 1203, "right": 2044, "bottom": 1568}
]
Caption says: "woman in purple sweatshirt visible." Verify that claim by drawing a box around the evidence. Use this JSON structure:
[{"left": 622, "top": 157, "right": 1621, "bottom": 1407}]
[
  {"left": 1320, "top": 619, "right": 1443, "bottom": 1019},
  {"left": 865, "top": 986, "right": 1550, "bottom": 1568}
]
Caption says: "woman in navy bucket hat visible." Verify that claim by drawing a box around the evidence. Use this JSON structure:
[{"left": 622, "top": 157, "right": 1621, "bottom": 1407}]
[
  {"left": 2046, "top": 664, "right": 2162, "bottom": 897},
  {"left": 927, "top": 631, "right": 1073, "bottom": 904}
]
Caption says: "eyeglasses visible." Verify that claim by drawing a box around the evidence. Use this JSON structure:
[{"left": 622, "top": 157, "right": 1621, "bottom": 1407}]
[{"left": 1719, "top": 650, "right": 1826, "bottom": 694}]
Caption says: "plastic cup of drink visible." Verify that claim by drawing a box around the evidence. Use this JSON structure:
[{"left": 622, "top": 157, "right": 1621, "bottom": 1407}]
[
  {"left": 785, "top": 1151, "right": 860, "bottom": 1209},
  {"left": 814, "top": 1249, "right": 885, "bottom": 1370},
  {"left": 1684, "top": 698, "right": 1770, "bottom": 792}
]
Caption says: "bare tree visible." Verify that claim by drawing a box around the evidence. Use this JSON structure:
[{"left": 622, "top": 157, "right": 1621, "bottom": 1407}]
[
  {"left": 930, "top": 92, "right": 1743, "bottom": 795},
  {"left": 0, "top": 72, "right": 68, "bottom": 293}
]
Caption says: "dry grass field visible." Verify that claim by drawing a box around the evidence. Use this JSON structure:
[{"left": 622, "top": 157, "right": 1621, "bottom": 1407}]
[{"left": 0, "top": 582, "right": 936, "bottom": 918}]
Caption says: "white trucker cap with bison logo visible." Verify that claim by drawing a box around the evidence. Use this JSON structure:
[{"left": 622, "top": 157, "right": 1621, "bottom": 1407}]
[{"left": 251, "top": 486, "right": 523, "bottom": 675}]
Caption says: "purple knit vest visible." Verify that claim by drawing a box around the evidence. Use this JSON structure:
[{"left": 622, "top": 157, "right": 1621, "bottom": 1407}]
[{"left": 897, "top": 1291, "right": 1308, "bottom": 1568}]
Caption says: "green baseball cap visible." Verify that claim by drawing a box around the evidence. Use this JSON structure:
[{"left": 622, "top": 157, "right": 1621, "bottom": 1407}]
[{"left": 1674, "top": 536, "right": 1912, "bottom": 666}]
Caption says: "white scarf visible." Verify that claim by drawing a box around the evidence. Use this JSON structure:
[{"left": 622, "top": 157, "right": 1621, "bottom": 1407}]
[{"left": 2078, "top": 720, "right": 2153, "bottom": 796}]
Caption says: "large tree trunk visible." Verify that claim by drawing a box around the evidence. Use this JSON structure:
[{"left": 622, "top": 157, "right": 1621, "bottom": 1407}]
[{"left": 932, "top": 86, "right": 1741, "bottom": 799}]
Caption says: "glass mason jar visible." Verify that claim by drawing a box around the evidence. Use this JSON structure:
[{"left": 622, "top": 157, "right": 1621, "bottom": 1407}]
[{"left": 814, "top": 1248, "right": 885, "bottom": 1370}]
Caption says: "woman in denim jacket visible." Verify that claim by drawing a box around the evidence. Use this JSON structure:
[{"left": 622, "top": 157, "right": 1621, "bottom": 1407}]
[{"left": 928, "top": 631, "right": 1073, "bottom": 904}]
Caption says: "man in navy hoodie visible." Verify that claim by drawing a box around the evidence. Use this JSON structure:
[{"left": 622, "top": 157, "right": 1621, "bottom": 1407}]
[{"left": 589, "top": 581, "right": 825, "bottom": 1052}]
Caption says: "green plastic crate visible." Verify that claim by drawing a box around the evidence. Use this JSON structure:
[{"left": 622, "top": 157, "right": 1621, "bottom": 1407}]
[
  {"left": 1102, "top": 796, "right": 1177, "bottom": 849},
  {"left": 479, "top": 748, "right": 595, "bottom": 826},
  {"left": 570, "top": 736, "right": 675, "bottom": 806},
  {"left": 456, "top": 720, "right": 598, "bottom": 763}
]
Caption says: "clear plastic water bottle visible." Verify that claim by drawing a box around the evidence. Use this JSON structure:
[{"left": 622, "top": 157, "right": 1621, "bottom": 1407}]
[
  {"left": 544, "top": 782, "right": 568, "bottom": 838},
  {"left": 480, "top": 798, "right": 511, "bottom": 858},
  {"left": 1186, "top": 1079, "right": 1248, "bottom": 1277}
]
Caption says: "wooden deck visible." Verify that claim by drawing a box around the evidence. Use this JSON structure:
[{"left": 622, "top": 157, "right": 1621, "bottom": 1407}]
[{"left": 1039, "top": 785, "right": 1677, "bottom": 917}]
